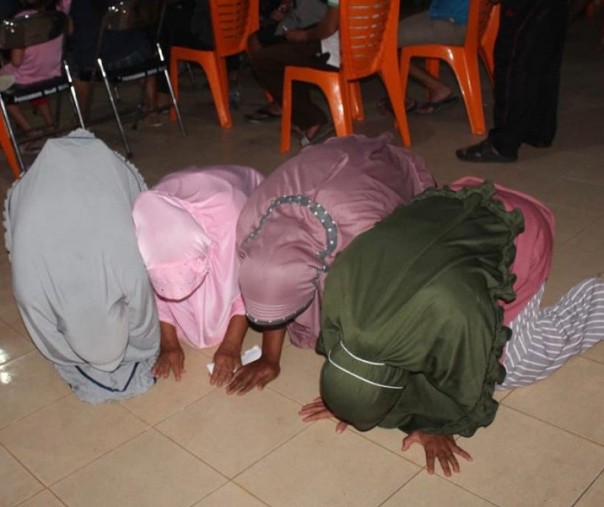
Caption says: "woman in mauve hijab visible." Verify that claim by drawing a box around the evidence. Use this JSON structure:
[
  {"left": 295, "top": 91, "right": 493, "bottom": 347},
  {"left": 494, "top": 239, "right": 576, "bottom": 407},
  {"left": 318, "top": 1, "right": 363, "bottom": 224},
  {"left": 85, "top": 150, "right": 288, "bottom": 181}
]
[
  {"left": 132, "top": 166, "right": 264, "bottom": 381},
  {"left": 299, "top": 179, "right": 603, "bottom": 477},
  {"left": 223, "top": 134, "right": 435, "bottom": 394},
  {"left": 5, "top": 130, "right": 159, "bottom": 403}
]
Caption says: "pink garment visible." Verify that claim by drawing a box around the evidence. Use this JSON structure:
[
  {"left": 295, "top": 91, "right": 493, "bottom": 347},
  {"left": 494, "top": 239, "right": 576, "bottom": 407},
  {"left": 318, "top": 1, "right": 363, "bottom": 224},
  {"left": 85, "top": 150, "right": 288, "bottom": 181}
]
[
  {"left": 132, "top": 166, "right": 264, "bottom": 349},
  {"left": 450, "top": 177, "right": 555, "bottom": 325},
  {"left": 0, "top": 2, "right": 71, "bottom": 85},
  {"left": 237, "top": 134, "right": 435, "bottom": 348}
]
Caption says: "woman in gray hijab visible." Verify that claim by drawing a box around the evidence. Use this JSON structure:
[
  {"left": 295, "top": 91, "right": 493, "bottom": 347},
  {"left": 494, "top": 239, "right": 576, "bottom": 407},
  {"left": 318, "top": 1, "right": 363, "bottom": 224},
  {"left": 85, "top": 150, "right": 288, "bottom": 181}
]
[{"left": 4, "top": 130, "right": 160, "bottom": 403}]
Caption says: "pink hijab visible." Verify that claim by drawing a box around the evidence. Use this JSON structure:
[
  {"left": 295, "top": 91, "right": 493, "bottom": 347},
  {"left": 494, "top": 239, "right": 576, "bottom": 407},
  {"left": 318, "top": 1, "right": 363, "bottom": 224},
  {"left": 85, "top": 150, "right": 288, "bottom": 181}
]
[
  {"left": 133, "top": 166, "right": 264, "bottom": 348},
  {"left": 450, "top": 177, "right": 555, "bottom": 324},
  {"left": 237, "top": 134, "right": 435, "bottom": 348}
]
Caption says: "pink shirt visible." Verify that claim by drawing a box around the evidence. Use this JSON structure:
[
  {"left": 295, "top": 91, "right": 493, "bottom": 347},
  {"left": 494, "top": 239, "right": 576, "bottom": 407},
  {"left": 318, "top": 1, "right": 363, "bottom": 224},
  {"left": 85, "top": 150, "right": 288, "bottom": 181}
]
[
  {"left": 0, "top": 2, "right": 71, "bottom": 85},
  {"left": 133, "top": 166, "right": 264, "bottom": 349},
  {"left": 450, "top": 177, "right": 555, "bottom": 324}
]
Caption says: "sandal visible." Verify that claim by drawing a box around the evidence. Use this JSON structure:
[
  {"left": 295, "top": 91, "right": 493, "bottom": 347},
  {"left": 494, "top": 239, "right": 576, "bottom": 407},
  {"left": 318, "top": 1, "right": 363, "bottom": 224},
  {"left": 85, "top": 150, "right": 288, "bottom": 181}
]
[
  {"left": 377, "top": 97, "right": 417, "bottom": 115},
  {"left": 244, "top": 105, "right": 282, "bottom": 124},
  {"left": 299, "top": 123, "right": 335, "bottom": 147},
  {"left": 455, "top": 139, "right": 517, "bottom": 163},
  {"left": 416, "top": 94, "right": 459, "bottom": 115}
]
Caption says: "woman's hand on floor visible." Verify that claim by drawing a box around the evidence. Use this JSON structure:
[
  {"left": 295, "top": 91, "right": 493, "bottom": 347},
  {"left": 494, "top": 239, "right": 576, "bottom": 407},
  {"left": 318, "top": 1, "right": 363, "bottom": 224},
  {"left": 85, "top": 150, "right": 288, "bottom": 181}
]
[
  {"left": 402, "top": 431, "right": 472, "bottom": 477},
  {"left": 152, "top": 345, "right": 185, "bottom": 381},
  {"left": 225, "top": 357, "right": 281, "bottom": 395},
  {"left": 210, "top": 341, "right": 243, "bottom": 387},
  {"left": 299, "top": 396, "right": 349, "bottom": 433}
]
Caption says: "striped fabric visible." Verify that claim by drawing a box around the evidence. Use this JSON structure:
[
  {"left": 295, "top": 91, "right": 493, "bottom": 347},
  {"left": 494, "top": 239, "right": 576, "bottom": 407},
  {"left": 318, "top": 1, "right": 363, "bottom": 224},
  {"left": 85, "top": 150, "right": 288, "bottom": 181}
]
[{"left": 498, "top": 277, "right": 604, "bottom": 389}]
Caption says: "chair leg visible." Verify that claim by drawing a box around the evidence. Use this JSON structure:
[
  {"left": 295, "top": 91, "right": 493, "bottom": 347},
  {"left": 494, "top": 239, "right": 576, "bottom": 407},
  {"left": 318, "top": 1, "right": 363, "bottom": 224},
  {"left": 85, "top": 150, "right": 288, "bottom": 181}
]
[
  {"left": 279, "top": 70, "right": 294, "bottom": 153},
  {"left": 380, "top": 63, "right": 411, "bottom": 148},
  {"left": 349, "top": 81, "right": 364, "bottom": 121},
  {"left": 162, "top": 68, "right": 185, "bottom": 137},
  {"left": 169, "top": 51, "right": 181, "bottom": 123},
  {"left": 98, "top": 59, "right": 133, "bottom": 158},
  {"left": 206, "top": 56, "right": 232, "bottom": 128},
  {"left": 0, "top": 98, "right": 25, "bottom": 177},
  {"left": 451, "top": 56, "right": 486, "bottom": 135},
  {"left": 323, "top": 75, "right": 353, "bottom": 137}
]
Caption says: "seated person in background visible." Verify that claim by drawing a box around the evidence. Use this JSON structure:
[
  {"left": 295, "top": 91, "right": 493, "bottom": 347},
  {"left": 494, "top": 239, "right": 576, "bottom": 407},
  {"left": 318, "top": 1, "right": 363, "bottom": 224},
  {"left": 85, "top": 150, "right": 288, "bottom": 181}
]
[
  {"left": 248, "top": 0, "right": 339, "bottom": 145},
  {"left": 220, "top": 134, "right": 435, "bottom": 395},
  {"left": 245, "top": 0, "right": 328, "bottom": 123},
  {"left": 4, "top": 130, "right": 160, "bottom": 404},
  {"left": 67, "top": 0, "right": 161, "bottom": 124},
  {"left": 0, "top": 0, "right": 23, "bottom": 18},
  {"left": 157, "top": 0, "right": 242, "bottom": 109},
  {"left": 132, "top": 166, "right": 264, "bottom": 381},
  {"left": 299, "top": 178, "right": 603, "bottom": 476},
  {"left": 0, "top": 0, "right": 71, "bottom": 152},
  {"left": 379, "top": 0, "right": 467, "bottom": 115}
]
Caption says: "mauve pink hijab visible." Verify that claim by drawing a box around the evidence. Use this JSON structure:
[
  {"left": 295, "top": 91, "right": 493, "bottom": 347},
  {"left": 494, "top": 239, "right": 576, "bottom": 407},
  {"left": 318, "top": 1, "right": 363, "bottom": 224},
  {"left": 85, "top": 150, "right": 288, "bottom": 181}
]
[
  {"left": 133, "top": 166, "right": 264, "bottom": 348},
  {"left": 237, "top": 134, "right": 435, "bottom": 348},
  {"left": 450, "top": 177, "right": 555, "bottom": 324}
]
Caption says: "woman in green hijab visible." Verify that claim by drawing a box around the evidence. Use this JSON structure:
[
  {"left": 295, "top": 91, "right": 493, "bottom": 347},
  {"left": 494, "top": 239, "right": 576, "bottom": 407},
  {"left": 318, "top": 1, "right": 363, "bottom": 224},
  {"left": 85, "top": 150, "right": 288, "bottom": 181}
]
[{"left": 299, "top": 180, "right": 604, "bottom": 476}]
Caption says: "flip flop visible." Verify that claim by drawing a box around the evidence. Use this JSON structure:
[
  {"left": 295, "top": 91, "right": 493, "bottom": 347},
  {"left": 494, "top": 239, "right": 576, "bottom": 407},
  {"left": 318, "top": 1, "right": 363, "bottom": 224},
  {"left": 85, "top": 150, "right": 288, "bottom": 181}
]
[
  {"left": 455, "top": 139, "right": 517, "bottom": 163},
  {"left": 244, "top": 105, "right": 282, "bottom": 124},
  {"left": 299, "top": 123, "right": 335, "bottom": 147},
  {"left": 376, "top": 97, "right": 417, "bottom": 115},
  {"left": 416, "top": 95, "right": 459, "bottom": 115}
]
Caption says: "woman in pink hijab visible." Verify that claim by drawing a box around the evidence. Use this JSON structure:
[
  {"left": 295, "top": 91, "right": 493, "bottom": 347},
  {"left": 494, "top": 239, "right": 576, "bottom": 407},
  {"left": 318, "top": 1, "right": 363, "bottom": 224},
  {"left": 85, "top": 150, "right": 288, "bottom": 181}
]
[
  {"left": 222, "top": 134, "right": 435, "bottom": 394},
  {"left": 132, "top": 166, "right": 264, "bottom": 380}
]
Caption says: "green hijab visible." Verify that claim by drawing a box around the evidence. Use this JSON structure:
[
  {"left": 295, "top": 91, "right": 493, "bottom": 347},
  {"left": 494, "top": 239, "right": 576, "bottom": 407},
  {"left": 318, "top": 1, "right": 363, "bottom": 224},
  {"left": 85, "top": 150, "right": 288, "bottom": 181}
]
[{"left": 318, "top": 183, "right": 522, "bottom": 437}]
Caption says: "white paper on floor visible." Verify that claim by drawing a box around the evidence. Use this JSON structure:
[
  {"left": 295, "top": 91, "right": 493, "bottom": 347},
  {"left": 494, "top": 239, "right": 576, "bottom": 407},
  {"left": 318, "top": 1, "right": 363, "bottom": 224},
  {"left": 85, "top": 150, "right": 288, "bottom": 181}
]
[{"left": 206, "top": 345, "right": 262, "bottom": 374}]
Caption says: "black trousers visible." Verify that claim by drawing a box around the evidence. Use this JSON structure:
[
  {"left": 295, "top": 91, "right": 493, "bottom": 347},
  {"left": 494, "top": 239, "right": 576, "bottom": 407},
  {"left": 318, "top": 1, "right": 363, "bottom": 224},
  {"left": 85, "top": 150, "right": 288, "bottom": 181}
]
[
  {"left": 250, "top": 40, "right": 332, "bottom": 130},
  {"left": 489, "top": 0, "right": 569, "bottom": 156}
]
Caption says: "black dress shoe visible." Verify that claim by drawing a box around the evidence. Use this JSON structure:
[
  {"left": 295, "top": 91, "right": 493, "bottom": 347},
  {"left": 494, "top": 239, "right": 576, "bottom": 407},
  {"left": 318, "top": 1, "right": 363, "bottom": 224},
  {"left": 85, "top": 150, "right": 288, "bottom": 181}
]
[
  {"left": 456, "top": 139, "right": 518, "bottom": 163},
  {"left": 524, "top": 139, "right": 552, "bottom": 148}
]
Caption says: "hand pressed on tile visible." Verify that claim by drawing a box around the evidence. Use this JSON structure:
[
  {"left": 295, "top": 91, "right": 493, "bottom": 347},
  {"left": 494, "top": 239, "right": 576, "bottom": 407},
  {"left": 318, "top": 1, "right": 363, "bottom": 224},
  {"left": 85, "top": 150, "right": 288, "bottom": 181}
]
[
  {"left": 210, "top": 341, "right": 243, "bottom": 387},
  {"left": 153, "top": 322, "right": 185, "bottom": 381},
  {"left": 225, "top": 357, "right": 281, "bottom": 395},
  {"left": 299, "top": 396, "right": 349, "bottom": 434},
  {"left": 402, "top": 431, "right": 472, "bottom": 477}
]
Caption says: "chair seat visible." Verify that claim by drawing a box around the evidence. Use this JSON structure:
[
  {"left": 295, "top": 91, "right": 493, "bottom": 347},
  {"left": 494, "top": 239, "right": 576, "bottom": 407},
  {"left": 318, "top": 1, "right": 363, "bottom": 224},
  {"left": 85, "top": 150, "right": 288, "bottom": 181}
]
[
  {"left": 1, "top": 75, "right": 69, "bottom": 105},
  {"left": 104, "top": 57, "right": 167, "bottom": 83}
]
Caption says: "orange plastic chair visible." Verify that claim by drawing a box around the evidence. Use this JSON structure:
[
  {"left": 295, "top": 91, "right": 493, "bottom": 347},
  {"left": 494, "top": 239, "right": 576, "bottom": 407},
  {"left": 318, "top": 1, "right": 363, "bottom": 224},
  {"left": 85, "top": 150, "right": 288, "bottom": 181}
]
[
  {"left": 0, "top": 117, "right": 21, "bottom": 179},
  {"left": 479, "top": 2, "right": 500, "bottom": 82},
  {"left": 169, "top": 0, "right": 258, "bottom": 128},
  {"left": 280, "top": 0, "right": 410, "bottom": 153},
  {"left": 399, "top": 0, "right": 496, "bottom": 136}
]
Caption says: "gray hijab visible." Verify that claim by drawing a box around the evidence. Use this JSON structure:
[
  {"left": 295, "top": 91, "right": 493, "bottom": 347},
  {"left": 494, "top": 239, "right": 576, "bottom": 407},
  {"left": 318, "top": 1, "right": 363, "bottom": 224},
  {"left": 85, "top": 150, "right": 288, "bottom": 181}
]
[{"left": 4, "top": 130, "right": 159, "bottom": 403}]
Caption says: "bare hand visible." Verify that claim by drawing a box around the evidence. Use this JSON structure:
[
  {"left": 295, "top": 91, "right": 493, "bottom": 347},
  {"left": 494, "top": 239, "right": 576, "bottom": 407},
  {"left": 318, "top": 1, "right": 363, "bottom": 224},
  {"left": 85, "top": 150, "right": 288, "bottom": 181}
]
[
  {"left": 210, "top": 341, "right": 243, "bottom": 387},
  {"left": 299, "top": 396, "right": 348, "bottom": 433},
  {"left": 152, "top": 345, "right": 185, "bottom": 381},
  {"left": 402, "top": 431, "right": 472, "bottom": 477},
  {"left": 225, "top": 357, "right": 280, "bottom": 395}
]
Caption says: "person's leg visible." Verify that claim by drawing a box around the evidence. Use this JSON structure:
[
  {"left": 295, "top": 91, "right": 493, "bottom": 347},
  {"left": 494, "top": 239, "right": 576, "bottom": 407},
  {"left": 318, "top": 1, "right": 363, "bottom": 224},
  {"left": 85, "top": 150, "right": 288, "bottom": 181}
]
[
  {"left": 35, "top": 100, "right": 55, "bottom": 130},
  {"left": 73, "top": 78, "right": 92, "bottom": 120},
  {"left": 521, "top": 0, "right": 569, "bottom": 147},
  {"left": 250, "top": 40, "right": 328, "bottom": 133},
  {"left": 499, "top": 278, "right": 604, "bottom": 389},
  {"left": 6, "top": 103, "right": 33, "bottom": 132},
  {"left": 395, "top": 12, "right": 464, "bottom": 113},
  {"left": 490, "top": 0, "right": 569, "bottom": 155},
  {"left": 409, "top": 63, "right": 451, "bottom": 100}
]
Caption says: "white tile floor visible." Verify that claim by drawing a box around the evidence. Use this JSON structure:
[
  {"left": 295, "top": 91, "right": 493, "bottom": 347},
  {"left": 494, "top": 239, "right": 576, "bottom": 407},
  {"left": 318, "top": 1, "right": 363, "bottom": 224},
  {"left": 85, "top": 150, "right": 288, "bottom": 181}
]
[{"left": 1, "top": 13, "right": 603, "bottom": 507}]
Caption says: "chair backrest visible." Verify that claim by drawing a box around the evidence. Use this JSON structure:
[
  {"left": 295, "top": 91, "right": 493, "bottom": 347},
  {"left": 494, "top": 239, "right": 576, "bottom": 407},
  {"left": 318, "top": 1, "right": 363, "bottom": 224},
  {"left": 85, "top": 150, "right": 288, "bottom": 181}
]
[
  {"left": 0, "top": 10, "right": 66, "bottom": 49},
  {"left": 339, "top": 0, "right": 400, "bottom": 81},
  {"left": 102, "top": 0, "right": 161, "bottom": 32},
  {"left": 465, "top": 0, "right": 495, "bottom": 51},
  {"left": 210, "top": 0, "right": 258, "bottom": 57}
]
